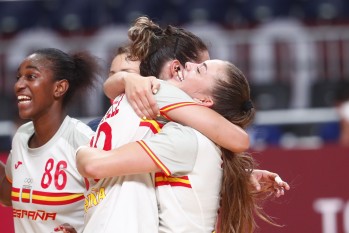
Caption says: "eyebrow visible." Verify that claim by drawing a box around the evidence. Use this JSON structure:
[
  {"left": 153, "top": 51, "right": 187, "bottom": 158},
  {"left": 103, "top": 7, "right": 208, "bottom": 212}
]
[
  {"left": 17, "top": 65, "right": 40, "bottom": 73},
  {"left": 197, "top": 62, "right": 208, "bottom": 73},
  {"left": 202, "top": 62, "right": 207, "bottom": 70}
]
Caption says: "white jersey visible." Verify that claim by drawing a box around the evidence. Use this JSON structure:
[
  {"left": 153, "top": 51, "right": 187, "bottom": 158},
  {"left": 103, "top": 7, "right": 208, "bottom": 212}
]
[
  {"left": 83, "top": 81, "right": 196, "bottom": 233},
  {"left": 5, "top": 116, "right": 93, "bottom": 233},
  {"left": 139, "top": 122, "right": 223, "bottom": 233}
]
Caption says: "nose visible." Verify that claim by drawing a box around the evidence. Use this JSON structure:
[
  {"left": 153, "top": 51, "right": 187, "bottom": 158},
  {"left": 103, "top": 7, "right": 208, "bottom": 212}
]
[{"left": 14, "top": 76, "right": 25, "bottom": 92}]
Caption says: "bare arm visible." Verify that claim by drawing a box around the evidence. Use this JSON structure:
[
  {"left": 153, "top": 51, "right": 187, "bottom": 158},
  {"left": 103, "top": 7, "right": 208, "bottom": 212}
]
[
  {"left": 165, "top": 105, "right": 250, "bottom": 153},
  {"left": 105, "top": 74, "right": 249, "bottom": 152},
  {"left": 103, "top": 72, "right": 160, "bottom": 119},
  {"left": 77, "top": 143, "right": 160, "bottom": 179},
  {"left": 0, "top": 161, "right": 12, "bottom": 206}
]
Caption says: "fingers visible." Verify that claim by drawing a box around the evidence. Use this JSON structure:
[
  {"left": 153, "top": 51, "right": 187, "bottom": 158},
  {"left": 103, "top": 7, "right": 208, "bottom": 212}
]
[
  {"left": 151, "top": 77, "right": 160, "bottom": 95},
  {"left": 128, "top": 89, "right": 159, "bottom": 120},
  {"left": 131, "top": 94, "right": 159, "bottom": 119},
  {"left": 272, "top": 176, "right": 290, "bottom": 198},
  {"left": 274, "top": 176, "right": 283, "bottom": 184},
  {"left": 274, "top": 176, "right": 290, "bottom": 190},
  {"left": 249, "top": 174, "right": 261, "bottom": 192}
]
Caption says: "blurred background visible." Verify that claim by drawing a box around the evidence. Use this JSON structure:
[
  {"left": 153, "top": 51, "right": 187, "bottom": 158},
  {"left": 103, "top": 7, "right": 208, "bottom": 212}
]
[{"left": 0, "top": 0, "right": 348, "bottom": 233}]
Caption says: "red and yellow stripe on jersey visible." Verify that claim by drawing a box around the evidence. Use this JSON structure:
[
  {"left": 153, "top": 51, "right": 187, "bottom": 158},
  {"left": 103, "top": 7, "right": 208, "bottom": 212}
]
[
  {"left": 137, "top": 141, "right": 192, "bottom": 189},
  {"left": 154, "top": 173, "right": 192, "bottom": 188},
  {"left": 160, "top": 102, "right": 198, "bottom": 121},
  {"left": 11, "top": 187, "right": 84, "bottom": 205},
  {"left": 139, "top": 119, "right": 163, "bottom": 134},
  {"left": 137, "top": 140, "right": 170, "bottom": 176}
]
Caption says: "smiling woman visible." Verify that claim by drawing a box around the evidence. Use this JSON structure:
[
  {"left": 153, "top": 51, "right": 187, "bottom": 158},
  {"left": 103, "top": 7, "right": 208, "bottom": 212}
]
[{"left": 0, "top": 48, "right": 102, "bottom": 233}]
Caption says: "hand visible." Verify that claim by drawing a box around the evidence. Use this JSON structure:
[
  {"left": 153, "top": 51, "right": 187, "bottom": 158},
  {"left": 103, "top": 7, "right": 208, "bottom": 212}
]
[
  {"left": 124, "top": 74, "right": 160, "bottom": 119},
  {"left": 249, "top": 169, "right": 290, "bottom": 198},
  {"left": 54, "top": 223, "right": 77, "bottom": 233}
]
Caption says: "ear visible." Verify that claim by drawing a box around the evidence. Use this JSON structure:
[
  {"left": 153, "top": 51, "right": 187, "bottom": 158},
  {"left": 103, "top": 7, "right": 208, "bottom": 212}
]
[
  {"left": 192, "top": 96, "right": 214, "bottom": 107},
  {"left": 169, "top": 60, "right": 182, "bottom": 76},
  {"left": 54, "top": 79, "right": 69, "bottom": 99}
]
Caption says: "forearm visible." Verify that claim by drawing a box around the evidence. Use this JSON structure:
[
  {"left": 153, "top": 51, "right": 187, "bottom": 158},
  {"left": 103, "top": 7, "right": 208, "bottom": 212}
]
[
  {"left": 0, "top": 161, "right": 12, "bottom": 206},
  {"left": 103, "top": 72, "right": 127, "bottom": 100},
  {"left": 76, "top": 143, "right": 159, "bottom": 179},
  {"left": 168, "top": 105, "right": 250, "bottom": 152}
]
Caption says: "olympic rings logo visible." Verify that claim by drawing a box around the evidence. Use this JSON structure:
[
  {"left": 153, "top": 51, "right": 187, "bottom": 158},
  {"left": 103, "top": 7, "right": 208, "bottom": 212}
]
[{"left": 24, "top": 178, "right": 33, "bottom": 184}]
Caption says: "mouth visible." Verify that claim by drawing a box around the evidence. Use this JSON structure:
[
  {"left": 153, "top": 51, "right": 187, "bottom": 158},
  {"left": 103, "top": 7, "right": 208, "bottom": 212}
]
[{"left": 17, "top": 95, "right": 32, "bottom": 104}]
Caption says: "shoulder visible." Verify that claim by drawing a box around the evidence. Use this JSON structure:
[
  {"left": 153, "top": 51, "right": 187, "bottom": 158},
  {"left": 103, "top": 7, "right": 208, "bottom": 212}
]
[
  {"left": 192, "top": 130, "right": 221, "bottom": 158},
  {"left": 14, "top": 121, "right": 34, "bottom": 138},
  {"left": 156, "top": 81, "right": 192, "bottom": 100},
  {"left": 65, "top": 116, "right": 94, "bottom": 144},
  {"left": 154, "top": 81, "right": 194, "bottom": 110}
]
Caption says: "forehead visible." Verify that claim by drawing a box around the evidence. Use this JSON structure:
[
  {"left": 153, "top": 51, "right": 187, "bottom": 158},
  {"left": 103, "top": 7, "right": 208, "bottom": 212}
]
[
  {"left": 110, "top": 53, "right": 140, "bottom": 72},
  {"left": 197, "top": 50, "right": 210, "bottom": 62},
  {"left": 204, "top": 59, "right": 225, "bottom": 71},
  {"left": 19, "top": 53, "right": 51, "bottom": 70}
]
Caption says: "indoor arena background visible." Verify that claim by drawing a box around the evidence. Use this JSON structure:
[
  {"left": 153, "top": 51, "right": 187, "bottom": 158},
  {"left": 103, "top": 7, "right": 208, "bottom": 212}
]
[{"left": 0, "top": 1, "right": 348, "bottom": 233}]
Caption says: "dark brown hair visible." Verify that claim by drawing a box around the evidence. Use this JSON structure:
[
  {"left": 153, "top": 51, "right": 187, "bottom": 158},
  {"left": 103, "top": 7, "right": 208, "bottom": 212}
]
[
  {"left": 33, "top": 48, "right": 101, "bottom": 107},
  {"left": 128, "top": 16, "right": 208, "bottom": 77}
]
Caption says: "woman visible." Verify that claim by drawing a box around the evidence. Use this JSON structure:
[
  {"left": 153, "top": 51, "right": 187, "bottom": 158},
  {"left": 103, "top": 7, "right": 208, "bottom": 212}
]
[
  {"left": 0, "top": 48, "right": 101, "bottom": 233},
  {"left": 75, "top": 17, "right": 289, "bottom": 233},
  {"left": 77, "top": 59, "right": 289, "bottom": 233}
]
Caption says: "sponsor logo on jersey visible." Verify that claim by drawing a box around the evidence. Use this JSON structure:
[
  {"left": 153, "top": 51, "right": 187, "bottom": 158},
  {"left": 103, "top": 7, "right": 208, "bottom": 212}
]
[
  {"left": 15, "top": 161, "right": 23, "bottom": 169},
  {"left": 84, "top": 187, "right": 106, "bottom": 212}
]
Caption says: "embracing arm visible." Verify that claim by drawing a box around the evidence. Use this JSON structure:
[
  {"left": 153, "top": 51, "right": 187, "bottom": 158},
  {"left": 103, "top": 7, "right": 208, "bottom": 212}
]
[
  {"left": 77, "top": 143, "right": 160, "bottom": 179},
  {"left": 77, "top": 122, "right": 196, "bottom": 179},
  {"left": 0, "top": 161, "right": 12, "bottom": 206},
  {"left": 103, "top": 72, "right": 160, "bottom": 119},
  {"left": 105, "top": 74, "right": 249, "bottom": 152},
  {"left": 165, "top": 105, "right": 250, "bottom": 153}
]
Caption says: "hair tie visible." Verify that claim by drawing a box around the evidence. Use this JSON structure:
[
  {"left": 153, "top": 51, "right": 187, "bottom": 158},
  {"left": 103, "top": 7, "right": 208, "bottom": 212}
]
[{"left": 242, "top": 100, "right": 253, "bottom": 111}]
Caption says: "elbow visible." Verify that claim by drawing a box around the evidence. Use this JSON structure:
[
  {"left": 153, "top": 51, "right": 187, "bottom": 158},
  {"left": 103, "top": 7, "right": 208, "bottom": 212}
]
[
  {"left": 233, "top": 134, "right": 250, "bottom": 153},
  {"left": 77, "top": 160, "right": 102, "bottom": 179}
]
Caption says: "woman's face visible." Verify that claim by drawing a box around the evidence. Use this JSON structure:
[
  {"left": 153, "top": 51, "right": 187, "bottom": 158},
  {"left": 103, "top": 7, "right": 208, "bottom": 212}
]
[
  {"left": 14, "top": 53, "right": 57, "bottom": 120},
  {"left": 108, "top": 53, "right": 140, "bottom": 77},
  {"left": 169, "top": 59, "right": 227, "bottom": 102},
  {"left": 158, "top": 49, "right": 210, "bottom": 81}
]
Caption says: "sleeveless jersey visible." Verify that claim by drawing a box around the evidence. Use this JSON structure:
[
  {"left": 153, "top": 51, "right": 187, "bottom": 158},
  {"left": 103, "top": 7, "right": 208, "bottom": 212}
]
[
  {"left": 83, "top": 81, "right": 196, "bottom": 233},
  {"left": 139, "top": 122, "right": 223, "bottom": 233},
  {"left": 5, "top": 116, "right": 94, "bottom": 233}
]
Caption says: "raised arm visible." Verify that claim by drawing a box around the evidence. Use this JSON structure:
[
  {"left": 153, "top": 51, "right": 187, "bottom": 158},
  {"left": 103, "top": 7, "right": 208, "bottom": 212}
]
[
  {"left": 103, "top": 72, "right": 160, "bottom": 119},
  {"left": 105, "top": 75, "right": 250, "bottom": 153},
  {"left": 0, "top": 160, "right": 12, "bottom": 206},
  {"left": 163, "top": 105, "right": 250, "bottom": 153}
]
